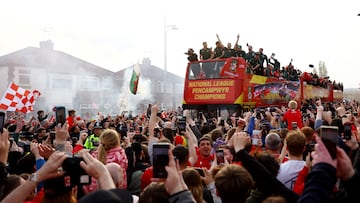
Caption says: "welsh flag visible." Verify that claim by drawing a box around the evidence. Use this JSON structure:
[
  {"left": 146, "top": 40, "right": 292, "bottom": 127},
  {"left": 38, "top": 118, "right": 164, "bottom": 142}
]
[{"left": 129, "top": 63, "right": 141, "bottom": 95}]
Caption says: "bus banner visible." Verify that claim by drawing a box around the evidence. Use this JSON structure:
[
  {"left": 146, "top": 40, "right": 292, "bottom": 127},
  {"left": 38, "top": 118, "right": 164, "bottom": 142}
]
[{"left": 185, "top": 79, "right": 238, "bottom": 104}]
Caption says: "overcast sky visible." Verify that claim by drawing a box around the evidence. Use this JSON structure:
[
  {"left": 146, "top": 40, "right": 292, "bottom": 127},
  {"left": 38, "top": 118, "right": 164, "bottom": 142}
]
[{"left": 0, "top": 0, "right": 359, "bottom": 88}]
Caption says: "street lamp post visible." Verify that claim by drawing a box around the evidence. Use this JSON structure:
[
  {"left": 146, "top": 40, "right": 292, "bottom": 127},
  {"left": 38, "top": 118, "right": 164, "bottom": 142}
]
[
  {"left": 163, "top": 16, "right": 177, "bottom": 109},
  {"left": 164, "top": 17, "right": 178, "bottom": 74}
]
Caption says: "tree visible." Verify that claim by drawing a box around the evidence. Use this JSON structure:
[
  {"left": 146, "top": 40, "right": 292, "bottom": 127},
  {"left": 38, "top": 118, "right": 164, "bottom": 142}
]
[{"left": 318, "top": 61, "right": 328, "bottom": 78}]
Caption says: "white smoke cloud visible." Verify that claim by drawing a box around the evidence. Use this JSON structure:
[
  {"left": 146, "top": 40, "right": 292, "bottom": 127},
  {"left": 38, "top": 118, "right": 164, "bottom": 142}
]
[{"left": 117, "top": 66, "right": 154, "bottom": 114}]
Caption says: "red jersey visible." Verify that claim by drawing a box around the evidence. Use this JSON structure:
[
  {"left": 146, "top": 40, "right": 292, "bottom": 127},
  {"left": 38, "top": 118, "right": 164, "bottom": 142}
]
[
  {"left": 193, "top": 147, "right": 214, "bottom": 169},
  {"left": 282, "top": 109, "right": 303, "bottom": 130}
]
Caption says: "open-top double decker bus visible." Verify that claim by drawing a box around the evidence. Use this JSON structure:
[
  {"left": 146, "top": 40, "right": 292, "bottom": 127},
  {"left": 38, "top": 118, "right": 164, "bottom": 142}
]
[{"left": 182, "top": 57, "right": 343, "bottom": 117}]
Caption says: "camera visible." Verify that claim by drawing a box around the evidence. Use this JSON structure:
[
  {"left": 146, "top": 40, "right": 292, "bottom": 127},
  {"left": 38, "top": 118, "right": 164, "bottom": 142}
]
[
  {"left": 62, "top": 157, "right": 91, "bottom": 186},
  {"left": 256, "top": 109, "right": 261, "bottom": 119},
  {"left": 184, "top": 48, "right": 194, "bottom": 55},
  {"left": 309, "top": 143, "right": 315, "bottom": 152},
  {"left": 343, "top": 123, "right": 352, "bottom": 140}
]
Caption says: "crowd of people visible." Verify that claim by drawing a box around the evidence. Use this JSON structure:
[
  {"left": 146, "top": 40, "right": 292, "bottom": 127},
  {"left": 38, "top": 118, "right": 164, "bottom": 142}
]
[
  {"left": 1, "top": 97, "right": 360, "bottom": 203},
  {"left": 185, "top": 34, "right": 343, "bottom": 91}
]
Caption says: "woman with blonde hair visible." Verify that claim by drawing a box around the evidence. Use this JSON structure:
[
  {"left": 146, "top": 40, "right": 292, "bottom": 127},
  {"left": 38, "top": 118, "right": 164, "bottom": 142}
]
[
  {"left": 84, "top": 129, "right": 128, "bottom": 193},
  {"left": 182, "top": 168, "right": 204, "bottom": 203}
]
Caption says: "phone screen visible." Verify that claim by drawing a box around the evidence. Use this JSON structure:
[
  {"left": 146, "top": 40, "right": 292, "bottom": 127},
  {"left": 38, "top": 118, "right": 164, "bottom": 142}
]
[
  {"left": 195, "top": 168, "right": 205, "bottom": 177},
  {"left": 343, "top": 123, "right": 352, "bottom": 140},
  {"left": 55, "top": 106, "right": 66, "bottom": 126},
  {"left": 177, "top": 117, "right": 186, "bottom": 133},
  {"left": 291, "top": 122, "right": 298, "bottom": 129},
  {"left": 319, "top": 126, "right": 338, "bottom": 159},
  {"left": 219, "top": 119, "right": 225, "bottom": 127},
  {"left": 152, "top": 143, "right": 170, "bottom": 178},
  {"left": 216, "top": 149, "right": 225, "bottom": 164},
  {"left": 0, "top": 112, "right": 5, "bottom": 133}
]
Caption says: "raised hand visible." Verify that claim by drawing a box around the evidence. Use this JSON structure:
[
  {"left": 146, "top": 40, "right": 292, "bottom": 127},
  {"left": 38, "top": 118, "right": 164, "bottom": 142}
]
[
  {"left": 0, "top": 129, "right": 10, "bottom": 164},
  {"left": 55, "top": 122, "right": 69, "bottom": 144},
  {"left": 233, "top": 131, "right": 250, "bottom": 153},
  {"left": 39, "top": 144, "right": 55, "bottom": 159},
  {"left": 36, "top": 151, "right": 67, "bottom": 183}
]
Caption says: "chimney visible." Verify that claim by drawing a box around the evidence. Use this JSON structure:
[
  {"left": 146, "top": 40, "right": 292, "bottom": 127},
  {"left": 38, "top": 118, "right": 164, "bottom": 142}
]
[
  {"left": 39, "top": 40, "right": 54, "bottom": 51},
  {"left": 142, "top": 58, "right": 151, "bottom": 67}
]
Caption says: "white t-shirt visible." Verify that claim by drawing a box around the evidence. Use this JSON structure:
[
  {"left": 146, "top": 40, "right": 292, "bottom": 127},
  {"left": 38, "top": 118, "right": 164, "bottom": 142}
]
[{"left": 276, "top": 159, "right": 306, "bottom": 190}]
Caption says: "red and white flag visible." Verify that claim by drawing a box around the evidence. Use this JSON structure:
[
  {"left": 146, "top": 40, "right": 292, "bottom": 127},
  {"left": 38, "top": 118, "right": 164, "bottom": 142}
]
[{"left": 0, "top": 82, "right": 41, "bottom": 113}]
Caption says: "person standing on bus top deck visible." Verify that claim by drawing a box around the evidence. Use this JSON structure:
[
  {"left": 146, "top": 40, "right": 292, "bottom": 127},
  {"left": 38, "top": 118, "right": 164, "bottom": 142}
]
[
  {"left": 235, "top": 45, "right": 247, "bottom": 58},
  {"left": 268, "top": 53, "right": 281, "bottom": 77},
  {"left": 213, "top": 38, "right": 225, "bottom": 59},
  {"left": 259, "top": 48, "right": 269, "bottom": 75},
  {"left": 186, "top": 48, "right": 201, "bottom": 78},
  {"left": 249, "top": 52, "right": 263, "bottom": 75},
  {"left": 186, "top": 48, "right": 198, "bottom": 62},
  {"left": 199, "top": 42, "right": 213, "bottom": 60},
  {"left": 246, "top": 44, "right": 256, "bottom": 62},
  {"left": 258, "top": 48, "right": 268, "bottom": 67},
  {"left": 200, "top": 42, "right": 213, "bottom": 78},
  {"left": 216, "top": 34, "right": 239, "bottom": 58}
]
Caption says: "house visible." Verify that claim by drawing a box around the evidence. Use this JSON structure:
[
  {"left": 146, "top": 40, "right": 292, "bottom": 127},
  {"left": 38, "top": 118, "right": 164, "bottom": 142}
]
[
  {"left": 0, "top": 41, "right": 185, "bottom": 117},
  {"left": 0, "top": 40, "right": 117, "bottom": 117}
]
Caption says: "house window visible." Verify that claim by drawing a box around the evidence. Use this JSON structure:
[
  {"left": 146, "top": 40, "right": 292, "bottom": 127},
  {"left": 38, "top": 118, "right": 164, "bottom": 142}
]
[
  {"left": 156, "top": 80, "right": 164, "bottom": 93},
  {"left": 80, "top": 76, "right": 99, "bottom": 90},
  {"left": 51, "top": 74, "right": 73, "bottom": 89},
  {"left": 18, "top": 68, "right": 31, "bottom": 86},
  {"left": 102, "top": 76, "right": 113, "bottom": 89}
]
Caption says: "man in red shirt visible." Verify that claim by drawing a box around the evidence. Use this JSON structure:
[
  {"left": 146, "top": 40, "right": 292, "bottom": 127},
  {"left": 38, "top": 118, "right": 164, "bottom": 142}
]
[
  {"left": 66, "top": 109, "right": 77, "bottom": 130},
  {"left": 283, "top": 100, "right": 303, "bottom": 130},
  {"left": 194, "top": 135, "right": 214, "bottom": 169}
]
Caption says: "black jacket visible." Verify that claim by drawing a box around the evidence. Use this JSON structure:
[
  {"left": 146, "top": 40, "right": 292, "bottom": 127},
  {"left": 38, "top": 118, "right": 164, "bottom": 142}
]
[{"left": 233, "top": 149, "right": 299, "bottom": 203}]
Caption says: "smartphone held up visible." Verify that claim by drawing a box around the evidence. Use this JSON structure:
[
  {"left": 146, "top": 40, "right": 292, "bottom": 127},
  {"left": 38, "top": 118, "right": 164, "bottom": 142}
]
[
  {"left": 0, "top": 111, "right": 5, "bottom": 133},
  {"left": 343, "top": 123, "right": 352, "bottom": 140},
  {"left": 152, "top": 143, "right": 170, "bottom": 179},
  {"left": 55, "top": 106, "right": 66, "bottom": 126},
  {"left": 319, "top": 125, "right": 338, "bottom": 159},
  {"left": 216, "top": 149, "right": 225, "bottom": 164}
]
